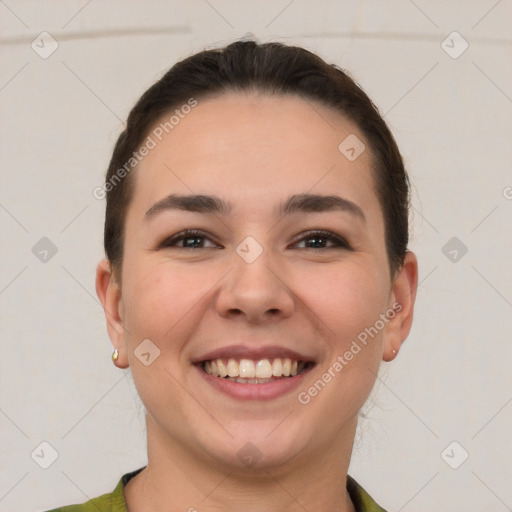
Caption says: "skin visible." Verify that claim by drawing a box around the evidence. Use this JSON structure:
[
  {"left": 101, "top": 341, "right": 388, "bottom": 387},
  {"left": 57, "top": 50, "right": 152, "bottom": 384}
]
[{"left": 96, "top": 92, "right": 418, "bottom": 512}]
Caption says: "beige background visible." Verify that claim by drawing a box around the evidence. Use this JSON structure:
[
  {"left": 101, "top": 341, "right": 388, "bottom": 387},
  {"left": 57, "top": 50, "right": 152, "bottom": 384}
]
[{"left": 1, "top": 1, "right": 511, "bottom": 510}]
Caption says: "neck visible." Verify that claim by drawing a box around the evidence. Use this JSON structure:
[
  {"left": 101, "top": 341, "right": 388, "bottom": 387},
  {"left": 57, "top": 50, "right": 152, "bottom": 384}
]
[{"left": 125, "top": 415, "right": 357, "bottom": 512}]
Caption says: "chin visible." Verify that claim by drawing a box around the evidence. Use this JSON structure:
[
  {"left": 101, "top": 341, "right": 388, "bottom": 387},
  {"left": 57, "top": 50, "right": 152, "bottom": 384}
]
[{"left": 194, "top": 420, "right": 314, "bottom": 472}]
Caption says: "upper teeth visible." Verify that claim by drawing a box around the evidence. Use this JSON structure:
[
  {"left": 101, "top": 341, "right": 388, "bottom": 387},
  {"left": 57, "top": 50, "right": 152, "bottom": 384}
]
[{"left": 203, "top": 358, "right": 303, "bottom": 378}]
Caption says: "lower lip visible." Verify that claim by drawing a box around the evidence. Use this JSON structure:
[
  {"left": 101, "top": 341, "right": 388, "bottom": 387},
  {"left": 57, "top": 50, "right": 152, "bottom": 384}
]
[{"left": 196, "top": 365, "right": 313, "bottom": 401}]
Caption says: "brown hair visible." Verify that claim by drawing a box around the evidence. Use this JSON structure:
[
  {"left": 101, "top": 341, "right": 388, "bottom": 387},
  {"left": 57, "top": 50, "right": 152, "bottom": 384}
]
[{"left": 103, "top": 40, "right": 409, "bottom": 279}]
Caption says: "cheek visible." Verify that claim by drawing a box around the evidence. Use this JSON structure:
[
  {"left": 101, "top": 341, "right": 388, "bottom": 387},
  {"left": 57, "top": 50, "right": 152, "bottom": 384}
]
[
  {"left": 121, "top": 261, "right": 218, "bottom": 346},
  {"left": 297, "top": 260, "right": 388, "bottom": 348},
  {"left": 295, "top": 263, "right": 387, "bottom": 422},
  {"left": 120, "top": 264, "right": 207, "bottom": 406}
]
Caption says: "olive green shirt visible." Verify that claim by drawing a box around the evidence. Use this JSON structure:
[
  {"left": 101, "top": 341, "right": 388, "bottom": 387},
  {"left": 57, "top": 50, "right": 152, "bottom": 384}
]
[{"left": 44, "top": 467, "right": 387, "bottom": 512}]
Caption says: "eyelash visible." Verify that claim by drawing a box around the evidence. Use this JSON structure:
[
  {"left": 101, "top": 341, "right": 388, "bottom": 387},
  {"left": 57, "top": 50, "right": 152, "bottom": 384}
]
[
  {"left": 159, "top": 229, "right": 352, "bottom": 251},
  {"left": 294, "top": 229, "right": 352, "bottom": 250}
]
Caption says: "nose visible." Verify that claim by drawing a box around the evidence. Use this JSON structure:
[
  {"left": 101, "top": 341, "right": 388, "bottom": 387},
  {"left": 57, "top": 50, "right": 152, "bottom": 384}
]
[{"left": 215, "top": 248, "right": 295, "bottom": 324}]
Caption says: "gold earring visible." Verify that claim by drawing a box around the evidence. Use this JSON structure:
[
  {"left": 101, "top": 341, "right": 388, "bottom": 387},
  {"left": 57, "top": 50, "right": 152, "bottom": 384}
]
[{"left": 112, "top": 348, "right": 119, "bottom": 362}]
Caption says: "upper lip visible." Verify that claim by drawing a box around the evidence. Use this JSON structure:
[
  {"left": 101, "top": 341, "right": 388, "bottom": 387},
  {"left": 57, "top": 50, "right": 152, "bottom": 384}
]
[{"left": 192, "top": 344, "right": 316, "bottom": 364}]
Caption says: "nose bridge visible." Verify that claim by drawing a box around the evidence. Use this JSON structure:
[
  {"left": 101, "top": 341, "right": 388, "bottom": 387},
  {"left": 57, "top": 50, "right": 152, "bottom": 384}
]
[{"left": 216, "top": 240, "right": 294, "bottom": 321}]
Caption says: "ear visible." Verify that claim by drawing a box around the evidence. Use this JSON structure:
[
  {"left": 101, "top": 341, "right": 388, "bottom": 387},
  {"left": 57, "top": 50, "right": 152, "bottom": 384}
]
[
  {"left": 382, "top": 251, "right": 418, "bottom": 362},
  {"left": 95, "top": 259, "right": 129, "bottom": 369}
]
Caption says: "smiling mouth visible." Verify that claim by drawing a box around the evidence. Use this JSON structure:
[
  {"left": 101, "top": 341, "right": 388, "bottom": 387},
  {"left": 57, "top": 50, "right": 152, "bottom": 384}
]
[{"left": 200, "top": 357, "right": 314, "bottom": 384}]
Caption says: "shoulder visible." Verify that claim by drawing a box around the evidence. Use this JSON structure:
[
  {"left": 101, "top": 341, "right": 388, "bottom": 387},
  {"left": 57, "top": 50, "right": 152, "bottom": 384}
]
[
  {"left": 347, "top": 474, "right": 388, "bottom": 512},
  {"left": 41, "top": 491, "right": 113, "bottom": 512},
  {"left": 41, "top": 467, "right": 145, "bottom": 512}
]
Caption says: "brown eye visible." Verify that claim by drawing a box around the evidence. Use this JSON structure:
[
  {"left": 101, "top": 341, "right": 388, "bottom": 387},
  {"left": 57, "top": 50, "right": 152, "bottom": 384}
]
[
  {"left": 293, "top": 230, "right": 351, "bottom": 250},
  {"left": 159, "top": 229, "right": 220, "bottom": 249}
]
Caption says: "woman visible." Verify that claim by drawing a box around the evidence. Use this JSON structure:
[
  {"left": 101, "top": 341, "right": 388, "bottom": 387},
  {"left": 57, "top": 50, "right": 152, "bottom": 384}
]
[{"left": 47, "top": 40, "right": 418, "bottom": 512}]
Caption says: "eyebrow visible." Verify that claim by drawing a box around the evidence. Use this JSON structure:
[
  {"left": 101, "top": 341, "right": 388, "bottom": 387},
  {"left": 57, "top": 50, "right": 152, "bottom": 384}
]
[
  {"left": 144, "top": 193, "right": 366, "bottom": 223},
  {"left": 276, "top": 193, "right": 366, "bottom": 222},
  {"left": 144, "top": 194, "right": 231, "bottom": 220}
]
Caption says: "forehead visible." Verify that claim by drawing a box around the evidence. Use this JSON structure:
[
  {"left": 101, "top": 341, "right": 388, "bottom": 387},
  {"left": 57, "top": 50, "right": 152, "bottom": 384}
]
[{"left": 129, "top": 92, "right": 379, "bottom": 220}]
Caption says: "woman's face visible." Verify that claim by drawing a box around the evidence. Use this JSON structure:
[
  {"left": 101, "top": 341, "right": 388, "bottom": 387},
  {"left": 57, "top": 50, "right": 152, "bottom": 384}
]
[{"left": 98, "top": 92, "right": 417, "bottom": 472}]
